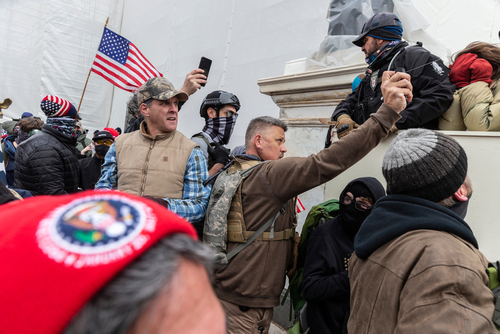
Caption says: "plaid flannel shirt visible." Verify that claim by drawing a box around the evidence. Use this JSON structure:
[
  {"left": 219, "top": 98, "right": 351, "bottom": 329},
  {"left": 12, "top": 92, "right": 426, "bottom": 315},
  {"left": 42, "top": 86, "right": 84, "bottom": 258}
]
[{"left": 95, "top": 144, "right": 210, "bottom": 222}]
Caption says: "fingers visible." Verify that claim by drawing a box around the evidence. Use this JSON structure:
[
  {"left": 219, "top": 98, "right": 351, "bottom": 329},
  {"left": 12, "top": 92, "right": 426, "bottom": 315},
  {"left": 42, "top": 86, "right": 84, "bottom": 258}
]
[{"left": 188, "top": 68, "right": 205, "bottom": 75}]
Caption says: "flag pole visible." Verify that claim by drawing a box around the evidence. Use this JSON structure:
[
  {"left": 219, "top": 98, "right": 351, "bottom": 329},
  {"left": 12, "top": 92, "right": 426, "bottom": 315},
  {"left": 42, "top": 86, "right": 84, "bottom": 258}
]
[{"left": 77, "top": 17, "right": 109, "bottom": 113}]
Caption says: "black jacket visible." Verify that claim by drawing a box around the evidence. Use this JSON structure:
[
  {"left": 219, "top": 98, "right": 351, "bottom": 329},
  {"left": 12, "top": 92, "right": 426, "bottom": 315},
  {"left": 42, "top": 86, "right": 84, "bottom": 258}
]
[
  {"left": 301, "top": 177, "right": 386, "bottom": 334},
  {"left": 330, "top": 42, "right": 454, "bottom": 142},
  {"left": 14, "top": 125, "right": 79, "bottom": 195},
  {"left": 301, "top": 217, "right": 352, "bottom": 334},
  {"left": 78, "top": 155, "right": 104, "bottom": 190}
]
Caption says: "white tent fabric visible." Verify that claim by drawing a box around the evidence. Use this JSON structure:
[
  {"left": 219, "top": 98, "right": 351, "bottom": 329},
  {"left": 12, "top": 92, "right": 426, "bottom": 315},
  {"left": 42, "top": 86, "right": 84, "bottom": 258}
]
[
  {"left": 1, "top": 0, "right": 330, "bottom": 148},
  {"left": 2, "top": 0, "right": 500, "bottom": 147},
  {"left": 0, "top": 0, "right": 124, "bottom": 131}
]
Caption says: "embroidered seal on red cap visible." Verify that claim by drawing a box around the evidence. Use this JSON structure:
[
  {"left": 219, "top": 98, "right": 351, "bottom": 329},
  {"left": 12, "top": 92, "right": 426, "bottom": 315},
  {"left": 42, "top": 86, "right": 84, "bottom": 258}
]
[{"left": 36, "top": 193, "right": 157, "bottom": 268}]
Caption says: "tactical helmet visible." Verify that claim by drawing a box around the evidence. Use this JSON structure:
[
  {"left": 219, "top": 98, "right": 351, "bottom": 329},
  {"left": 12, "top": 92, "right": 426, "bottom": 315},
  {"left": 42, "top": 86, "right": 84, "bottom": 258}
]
[
  {"left": 200, "top": 90, "right": 240, "bottom": 120},
  {"left": 352, "top": 12, "right": 403, "bottom": 47}
]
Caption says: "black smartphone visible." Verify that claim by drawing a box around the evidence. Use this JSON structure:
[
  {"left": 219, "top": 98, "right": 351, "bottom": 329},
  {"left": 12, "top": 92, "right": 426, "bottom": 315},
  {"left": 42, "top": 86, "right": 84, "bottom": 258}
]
[{"left": 198, "top": 57, "right": 212, "bottom": 87}]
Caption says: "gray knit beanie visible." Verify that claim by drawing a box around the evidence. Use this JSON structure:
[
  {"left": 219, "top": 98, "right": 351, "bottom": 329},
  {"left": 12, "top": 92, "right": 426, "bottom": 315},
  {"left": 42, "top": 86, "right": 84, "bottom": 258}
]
[{"left": 382, "top": 129, "right": 467, "bottom": 203}]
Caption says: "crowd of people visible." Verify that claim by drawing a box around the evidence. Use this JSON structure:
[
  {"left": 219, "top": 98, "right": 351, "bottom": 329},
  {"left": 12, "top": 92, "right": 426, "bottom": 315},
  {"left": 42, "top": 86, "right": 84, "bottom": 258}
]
[{"left": 0, "top": 11, "right": 498, "bottom": 334}]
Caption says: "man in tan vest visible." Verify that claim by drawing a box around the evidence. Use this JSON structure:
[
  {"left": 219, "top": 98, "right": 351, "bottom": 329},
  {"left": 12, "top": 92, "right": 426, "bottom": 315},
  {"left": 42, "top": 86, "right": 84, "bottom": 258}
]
[
  {"left": 213, "top": 71, "right": 413, "bottom": 334},
  {"left": 95, "top": 77, "right": 211, "bottom": 223}
]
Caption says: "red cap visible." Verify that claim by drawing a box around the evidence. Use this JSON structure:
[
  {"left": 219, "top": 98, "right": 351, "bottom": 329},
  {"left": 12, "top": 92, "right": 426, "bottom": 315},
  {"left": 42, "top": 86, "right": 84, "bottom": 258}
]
[
  {"left": 0, "top": 190, "right": 197, "bottom": 334},
  {"left": 103, "top": 127, "right": 119, "bottom": 139}
]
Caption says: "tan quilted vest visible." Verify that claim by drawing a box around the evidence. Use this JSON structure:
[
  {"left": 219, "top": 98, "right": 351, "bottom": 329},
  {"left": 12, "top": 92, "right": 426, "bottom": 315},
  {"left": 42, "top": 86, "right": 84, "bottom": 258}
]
[{"left": 115, "top": 122, "right": 197, "bottom": 198}]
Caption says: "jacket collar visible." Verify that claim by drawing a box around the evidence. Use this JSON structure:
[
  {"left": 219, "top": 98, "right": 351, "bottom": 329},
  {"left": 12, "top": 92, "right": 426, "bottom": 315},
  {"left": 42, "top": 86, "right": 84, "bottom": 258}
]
[
  {"left": 354, "top": 194, "right": 478, "bottom": 259},
  {"left": 369, "top": 41, "right": 408, "bottom": 71}
]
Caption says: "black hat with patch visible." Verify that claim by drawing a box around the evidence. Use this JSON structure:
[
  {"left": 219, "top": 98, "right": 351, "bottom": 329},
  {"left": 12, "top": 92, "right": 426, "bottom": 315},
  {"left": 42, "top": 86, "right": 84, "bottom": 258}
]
[{"left": 93, "top": 130, "right": 114, "bottom": 141}]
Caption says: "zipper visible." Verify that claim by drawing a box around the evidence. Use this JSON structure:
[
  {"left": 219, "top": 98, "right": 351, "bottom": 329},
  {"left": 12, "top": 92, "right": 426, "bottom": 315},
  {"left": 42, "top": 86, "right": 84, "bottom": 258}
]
[{"left": 140, "top": 139, "right": 155, "bottom": 195}]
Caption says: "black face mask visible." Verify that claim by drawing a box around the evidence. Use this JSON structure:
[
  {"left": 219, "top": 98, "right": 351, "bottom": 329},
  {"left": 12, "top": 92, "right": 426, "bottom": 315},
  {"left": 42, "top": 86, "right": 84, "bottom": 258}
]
[
  {"left": 448, "top": 195, "right": 471, "bottom": 219},
  {"left": 340, "top": 183, "right": 374, "bottom": 240},
  {"left": 95, "top": 145, "right": 110, "bottom": 157}
]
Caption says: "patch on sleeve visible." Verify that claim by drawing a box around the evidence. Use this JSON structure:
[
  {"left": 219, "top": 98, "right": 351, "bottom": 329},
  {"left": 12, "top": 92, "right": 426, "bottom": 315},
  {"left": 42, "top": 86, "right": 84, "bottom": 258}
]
[{"left": 431, "top": 61, "right": 444, "bottom": 76}]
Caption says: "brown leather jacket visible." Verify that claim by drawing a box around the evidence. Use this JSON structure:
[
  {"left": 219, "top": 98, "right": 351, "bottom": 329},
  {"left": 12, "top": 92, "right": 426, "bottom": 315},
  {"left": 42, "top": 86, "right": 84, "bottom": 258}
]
[{"left": 349, "top": 229, "right": 496, "bottom": 333}]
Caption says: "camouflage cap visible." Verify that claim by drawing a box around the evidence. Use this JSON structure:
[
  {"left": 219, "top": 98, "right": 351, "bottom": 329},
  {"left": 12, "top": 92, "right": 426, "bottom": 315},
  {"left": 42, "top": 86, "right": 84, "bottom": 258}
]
[{"left": 137, "top": 77, "right": 189, "bottom": 104}]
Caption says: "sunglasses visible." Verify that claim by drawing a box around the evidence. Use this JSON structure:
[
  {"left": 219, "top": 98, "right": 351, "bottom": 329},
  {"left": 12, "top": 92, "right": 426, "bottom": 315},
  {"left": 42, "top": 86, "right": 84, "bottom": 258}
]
[
  {"left": 220, "top": 109, "right": 238, "bottom": 118},
  {"left": 94, "top": 139, "right": 113, "bottom": 146}
]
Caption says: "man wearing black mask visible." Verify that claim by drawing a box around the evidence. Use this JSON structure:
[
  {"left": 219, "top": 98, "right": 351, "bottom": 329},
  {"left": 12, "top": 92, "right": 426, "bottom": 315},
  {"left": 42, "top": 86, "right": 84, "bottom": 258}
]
[
  {"left": 301, "top": 177, "right": 385, "bottom": 334},
  {"left": 78, "top": 130, "right": 114, "bottom": 190}
]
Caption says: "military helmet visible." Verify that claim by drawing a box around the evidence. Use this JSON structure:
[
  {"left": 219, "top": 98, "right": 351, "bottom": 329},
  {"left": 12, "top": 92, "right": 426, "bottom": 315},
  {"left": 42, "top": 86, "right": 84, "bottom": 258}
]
[
  {"left": 352, "top": 12, "right": 403, "bottom": 47},
  {"left": 200, "top": 90, "right": 240, "bottom": 120}
]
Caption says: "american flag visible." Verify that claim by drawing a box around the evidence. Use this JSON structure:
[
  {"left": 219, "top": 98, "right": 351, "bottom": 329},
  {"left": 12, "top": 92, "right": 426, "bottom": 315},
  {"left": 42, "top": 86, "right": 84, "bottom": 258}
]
[
  {"left": 91, "top": 28, "right": 163, "bottom": 92},
  {"left": 296, "top": 197, "right": 306, "bottom": 213}
]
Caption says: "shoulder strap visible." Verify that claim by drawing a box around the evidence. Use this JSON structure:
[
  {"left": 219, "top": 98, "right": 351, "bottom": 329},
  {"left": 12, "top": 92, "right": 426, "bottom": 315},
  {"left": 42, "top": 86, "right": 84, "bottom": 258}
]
[
  {"left": 226, "top": 200, "right": 289, "bottom": 261},
  {"left": 192, "top": 132, "right": 211, "bottom": 147}
]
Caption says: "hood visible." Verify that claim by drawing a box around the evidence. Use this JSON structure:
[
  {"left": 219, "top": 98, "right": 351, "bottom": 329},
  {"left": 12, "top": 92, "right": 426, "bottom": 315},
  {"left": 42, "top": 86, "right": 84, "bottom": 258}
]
[
  {"left": 354, "top": 194, "right": 478, "bottom": 259},
  {"left": 339, "top": 177, "right": 386, "bottom": 203},
  {"left": 4, "top": 135, "right": 17, "bottom": 158}
]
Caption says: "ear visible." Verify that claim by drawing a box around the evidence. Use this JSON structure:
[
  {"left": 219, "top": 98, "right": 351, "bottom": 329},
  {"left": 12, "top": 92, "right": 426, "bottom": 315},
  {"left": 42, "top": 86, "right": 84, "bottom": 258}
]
[
  {"left": 207, "top": 107, "right": 217, "bottom": 119},
  {"left": 254, "top": 134, "right": 263, "bottom": 149},
  {"left": 452, "top": 184, "right": 469, "bottom": 202},
  {"left": 140, "top": 103, "right": 149, "bottom": 117}
]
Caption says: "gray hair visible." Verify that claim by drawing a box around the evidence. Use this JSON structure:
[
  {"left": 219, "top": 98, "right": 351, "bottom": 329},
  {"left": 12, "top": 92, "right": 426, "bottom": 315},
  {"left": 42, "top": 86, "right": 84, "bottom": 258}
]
[
  {"left": 244, "top": 116, "right": 288, "bottom": 149},
  {"left": 126, "top": 92, "right": 141, "bottom": 119},
  {"left": 63, "top": 234, "right": 214, "bottom": 334}
]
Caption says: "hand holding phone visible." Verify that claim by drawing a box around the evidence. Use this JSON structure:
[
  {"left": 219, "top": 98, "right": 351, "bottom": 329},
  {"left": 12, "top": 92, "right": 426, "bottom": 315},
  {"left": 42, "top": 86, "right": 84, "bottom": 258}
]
[{"left": 198, "top": 57, "right": 212, "bottom": 87}]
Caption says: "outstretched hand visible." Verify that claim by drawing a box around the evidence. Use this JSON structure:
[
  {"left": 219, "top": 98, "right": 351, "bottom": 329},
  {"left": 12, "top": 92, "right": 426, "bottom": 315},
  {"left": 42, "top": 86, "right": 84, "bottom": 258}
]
[
  {"left": 179, "top": 69, "right": 207, "bottom": 95},
  {"left": 381, "top": 71, "right": 413, "bottom": 113}
]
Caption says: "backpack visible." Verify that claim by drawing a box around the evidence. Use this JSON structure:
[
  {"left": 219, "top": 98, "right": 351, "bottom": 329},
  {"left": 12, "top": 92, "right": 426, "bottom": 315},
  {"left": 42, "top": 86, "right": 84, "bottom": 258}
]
[
  {"left": 487, "top": 261, "right": 500, "bottom": 331},
  {"left": 283, "top": 199, "right": 340, "bottom": 333},
  {"left": 203, "top": 157, "right": 291, "bottom": 267}
]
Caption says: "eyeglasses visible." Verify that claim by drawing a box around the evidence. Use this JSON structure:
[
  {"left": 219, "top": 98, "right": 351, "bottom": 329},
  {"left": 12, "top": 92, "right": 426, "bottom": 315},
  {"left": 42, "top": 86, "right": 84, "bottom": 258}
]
[
  {"left": 95, "top": 139, "right": 113, "bottom": 146},
  {"left": 340, "top": 195, "right": 373, "bottom": 211}
]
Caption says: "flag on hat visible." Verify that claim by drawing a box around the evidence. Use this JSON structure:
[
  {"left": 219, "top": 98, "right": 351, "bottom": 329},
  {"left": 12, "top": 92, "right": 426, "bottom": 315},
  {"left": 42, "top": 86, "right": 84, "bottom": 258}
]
[
  {"left": 91, "top": 27, "right": 163, "bottom": 92},
  {"left": 40, "top": 95, "right": 78, "bottom": 118}
]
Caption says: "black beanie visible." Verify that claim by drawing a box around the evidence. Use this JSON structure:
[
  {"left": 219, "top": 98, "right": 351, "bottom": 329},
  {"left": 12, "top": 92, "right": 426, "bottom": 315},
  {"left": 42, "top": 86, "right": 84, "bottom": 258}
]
[{"left": 382, "top": 129, "right": 467, "bottom": 203}]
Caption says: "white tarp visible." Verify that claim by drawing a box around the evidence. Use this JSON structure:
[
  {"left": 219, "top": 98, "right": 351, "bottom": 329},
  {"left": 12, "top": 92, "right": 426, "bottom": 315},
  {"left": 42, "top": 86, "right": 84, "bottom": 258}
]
[
  {"left": 307, "top": 0, "right": 500, "bottom": 69},
  {"left": 1, "top": 0, "right": 330, "bottom": 148},
  {"left": 2, "top": 0, "right": 500, "bottom": 145}
]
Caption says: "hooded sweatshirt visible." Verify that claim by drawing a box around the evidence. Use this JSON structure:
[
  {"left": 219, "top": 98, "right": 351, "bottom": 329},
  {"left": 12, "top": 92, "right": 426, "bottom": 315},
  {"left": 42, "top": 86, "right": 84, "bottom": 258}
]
[{"left": 301, "top": 177, "right": 385, "bottom": 334}]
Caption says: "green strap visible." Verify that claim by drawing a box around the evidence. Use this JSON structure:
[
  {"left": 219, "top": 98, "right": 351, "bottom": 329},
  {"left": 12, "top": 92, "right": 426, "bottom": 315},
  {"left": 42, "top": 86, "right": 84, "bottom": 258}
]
[{"left": 227, "top": 200, "right": 289, "bottom": 261}]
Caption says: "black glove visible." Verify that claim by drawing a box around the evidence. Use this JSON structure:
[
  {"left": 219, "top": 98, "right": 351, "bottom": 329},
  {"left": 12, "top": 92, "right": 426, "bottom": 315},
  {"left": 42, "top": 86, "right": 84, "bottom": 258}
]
[{"left": 207, "top": 142, "right": 230, "bottom": 165}]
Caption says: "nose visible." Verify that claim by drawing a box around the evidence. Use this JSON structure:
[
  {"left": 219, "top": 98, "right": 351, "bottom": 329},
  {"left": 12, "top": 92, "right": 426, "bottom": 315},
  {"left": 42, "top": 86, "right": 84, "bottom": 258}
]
[{"left": 281, "top": 143, "right": 287, "bottom": 153}]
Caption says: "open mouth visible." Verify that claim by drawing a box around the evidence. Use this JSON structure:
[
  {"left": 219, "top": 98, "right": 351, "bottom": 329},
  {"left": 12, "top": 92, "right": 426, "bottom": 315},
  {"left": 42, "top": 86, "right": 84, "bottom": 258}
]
[{"left": 167, "top": 117, "right": 176, "bottom": 121}]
